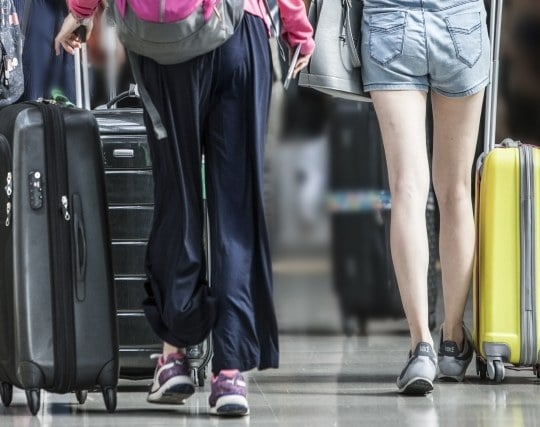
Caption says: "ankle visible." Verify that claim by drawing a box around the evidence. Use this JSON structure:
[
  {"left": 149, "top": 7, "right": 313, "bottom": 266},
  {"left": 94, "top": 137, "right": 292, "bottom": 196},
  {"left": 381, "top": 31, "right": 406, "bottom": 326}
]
[{"left": 442, "top": 322, "right": 465, "bottom": 349}]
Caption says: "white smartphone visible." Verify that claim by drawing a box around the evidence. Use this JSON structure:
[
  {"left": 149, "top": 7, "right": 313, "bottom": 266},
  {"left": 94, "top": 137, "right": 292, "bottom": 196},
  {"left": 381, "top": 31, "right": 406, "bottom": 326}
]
[{"left": 283, "top": 44, "right": 302, "bottom": 90}]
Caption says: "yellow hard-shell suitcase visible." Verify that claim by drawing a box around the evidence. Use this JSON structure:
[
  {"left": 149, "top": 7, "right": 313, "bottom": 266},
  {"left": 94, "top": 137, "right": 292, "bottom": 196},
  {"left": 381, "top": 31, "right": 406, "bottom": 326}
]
[{"left": 473, "top": 0, "right": 540, "bottom": 383}]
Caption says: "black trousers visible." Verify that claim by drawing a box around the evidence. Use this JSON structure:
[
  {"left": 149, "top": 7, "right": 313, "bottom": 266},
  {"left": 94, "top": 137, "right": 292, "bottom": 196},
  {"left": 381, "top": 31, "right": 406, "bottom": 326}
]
[{"left": 141, "top": 14, "right": 279, "bottom": 374}]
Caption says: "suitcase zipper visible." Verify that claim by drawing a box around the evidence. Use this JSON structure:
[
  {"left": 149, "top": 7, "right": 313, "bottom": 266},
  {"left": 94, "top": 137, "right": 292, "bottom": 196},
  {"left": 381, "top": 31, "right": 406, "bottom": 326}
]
[
  {"left": 39, "top": 103, "right": 77, "bottom": 393},
  {"left": 520, "top": 145, "right": 536, "bottom": 366},
  {"left": 0, "top": 135, "right": 12, "bottom": 227}
]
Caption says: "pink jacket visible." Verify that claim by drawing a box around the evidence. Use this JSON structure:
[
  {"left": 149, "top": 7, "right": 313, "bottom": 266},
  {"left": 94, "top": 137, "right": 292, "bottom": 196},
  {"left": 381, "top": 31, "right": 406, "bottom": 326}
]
[{"left": 69, "top": 0, "right": 315, "bottom": 55}]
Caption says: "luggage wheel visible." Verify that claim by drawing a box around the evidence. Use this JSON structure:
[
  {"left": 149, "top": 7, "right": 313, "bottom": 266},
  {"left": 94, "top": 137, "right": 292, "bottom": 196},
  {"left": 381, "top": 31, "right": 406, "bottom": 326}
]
[
  {"left": 487, "top": 358, "right": 505, "bottom": 383},
  {"left": 102, "top": 387, "right": 117, "bottom": 413},
  {"left": 536, "top": 365, "right": 540, "bottom": 379},
  {"left": 75, "top": 390, "right": 88, "bottom": 404},
  {"left": 191, "top": 367, "right": 206, "bottom": 387},
  {"left": 476, "top": 357, "right": 487, "bottom": 380},
  {"left": 0, "top": 382, "right": 13, "bottom": 407},
  {"left": 25, "top": 389, "right": 41, "bottom": 416}
]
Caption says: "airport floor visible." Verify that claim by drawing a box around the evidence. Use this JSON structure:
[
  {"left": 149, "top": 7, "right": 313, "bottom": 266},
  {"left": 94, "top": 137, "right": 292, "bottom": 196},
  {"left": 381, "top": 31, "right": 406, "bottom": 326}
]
[{"left": 2, "top": 255, "right": 540, "bottom": 426}]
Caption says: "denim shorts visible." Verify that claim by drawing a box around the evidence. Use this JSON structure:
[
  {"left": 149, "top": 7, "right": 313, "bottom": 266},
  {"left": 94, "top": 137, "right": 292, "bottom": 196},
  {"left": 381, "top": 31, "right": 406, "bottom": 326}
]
[{"left": 361, "top": 0, "right": 491, "bottom": 97}]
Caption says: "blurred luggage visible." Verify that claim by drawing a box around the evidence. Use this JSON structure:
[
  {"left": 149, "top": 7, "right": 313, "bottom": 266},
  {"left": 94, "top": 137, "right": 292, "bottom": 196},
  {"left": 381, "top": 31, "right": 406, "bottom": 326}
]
[
  {"left": 474, "top": 0, "right": 540, "bottom": 383},
  {"left": 0, "top": 102, "right": 118, "bottom": 415},
  {"left": 329, "top": 100, "right": 440, "bottom": 335}
]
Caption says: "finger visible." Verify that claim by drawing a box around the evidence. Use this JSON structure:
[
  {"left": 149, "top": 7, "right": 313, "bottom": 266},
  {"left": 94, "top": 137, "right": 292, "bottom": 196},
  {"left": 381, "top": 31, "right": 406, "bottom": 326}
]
[
  {"left": 54, "top": 38, "right": 61, "bottom": 56},
  {"left": 293, "top": 58, "right": 309, "bottom": 78},
  {"left": 61, "top": 40, "right": 75, "bottom": 55}
]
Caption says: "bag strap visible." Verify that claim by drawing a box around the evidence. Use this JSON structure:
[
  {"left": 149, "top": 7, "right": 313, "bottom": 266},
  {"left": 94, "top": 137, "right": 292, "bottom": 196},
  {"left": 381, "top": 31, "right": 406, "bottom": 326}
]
[
  {"left": 343, "top": 0, "right": 361, "bottom": 68},
  {"left": 127, "top": 50, "right": 168, "bottom": 140},
  {"left": 261, "top": 0, "right": 286, "bottom": 61}
]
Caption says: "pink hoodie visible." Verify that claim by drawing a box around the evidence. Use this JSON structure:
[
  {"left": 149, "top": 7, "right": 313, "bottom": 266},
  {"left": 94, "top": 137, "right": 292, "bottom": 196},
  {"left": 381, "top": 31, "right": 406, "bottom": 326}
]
[{"left": 69, "top": 0, "right": 315, "bottom": 55}]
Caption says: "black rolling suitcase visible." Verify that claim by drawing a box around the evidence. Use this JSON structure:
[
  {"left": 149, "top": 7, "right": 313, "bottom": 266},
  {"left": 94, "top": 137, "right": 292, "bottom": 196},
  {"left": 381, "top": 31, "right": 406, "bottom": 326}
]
[
  {"left": 94, "top": 102, "right": 212, "bottom": 386},
  {"left": 0, "top": 102, "right": 118, "bottom": 415},
  {"left": 329, "top": 100, "right": 440, "bottom": 335}
]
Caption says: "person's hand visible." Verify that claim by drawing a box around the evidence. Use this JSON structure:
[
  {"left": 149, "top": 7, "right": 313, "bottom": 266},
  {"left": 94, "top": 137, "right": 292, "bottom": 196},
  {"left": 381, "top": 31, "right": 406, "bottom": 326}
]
[
  {"left": 54, "top": 13, "right": 94, "bottom": 55},
  {"left": 293, "top": 53, "right": 312, "bottom": 78},
  {"left": 289, "top": 47, "right": 312, "bottom": 79}
]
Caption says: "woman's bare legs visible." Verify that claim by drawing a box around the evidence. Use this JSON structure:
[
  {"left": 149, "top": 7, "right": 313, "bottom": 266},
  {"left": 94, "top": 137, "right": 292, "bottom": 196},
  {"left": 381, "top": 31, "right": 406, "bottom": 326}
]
[
  {"left": 431, "top": 90, "right": 485, "bottom": 348},
  {"left": 370, "top": 90, "right": 432, "bottom": 350}
]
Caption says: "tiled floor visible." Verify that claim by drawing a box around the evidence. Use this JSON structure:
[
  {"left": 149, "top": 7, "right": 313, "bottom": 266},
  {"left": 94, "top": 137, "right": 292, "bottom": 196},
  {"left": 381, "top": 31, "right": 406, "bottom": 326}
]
[
  {"left": 2, "top": 256, "right": 540, "bottom": 426},
  {"left": 3, "top": 334, "right": 540, "bottom": 426}
]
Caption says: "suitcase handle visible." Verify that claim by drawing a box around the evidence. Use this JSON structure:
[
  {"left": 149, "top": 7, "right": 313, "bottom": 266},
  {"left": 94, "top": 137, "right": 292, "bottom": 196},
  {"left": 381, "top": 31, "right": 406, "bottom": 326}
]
[
  {"left": 484, "top": 0, "right": 505, "bottom": 154},
  {"left": 113, "top": 149, "right": 135, "bottom": 158},
  {"left": 73, "top": 194, "right": 87, "bottom": 301}
]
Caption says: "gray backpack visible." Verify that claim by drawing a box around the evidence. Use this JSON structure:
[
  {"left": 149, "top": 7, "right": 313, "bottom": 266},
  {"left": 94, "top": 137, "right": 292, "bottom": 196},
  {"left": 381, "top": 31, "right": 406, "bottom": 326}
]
[
  {"left": 108, "top": 0, "right": 244, "bottom": 140},
  {"left": 0, "top": 0, "right": 23, "bottom": 107},
  {"left": 111, "top": 0, "right": 244, "bottom": 65},
  {"left": 299, "top": 0, "right": 370, "bottom": 102}
]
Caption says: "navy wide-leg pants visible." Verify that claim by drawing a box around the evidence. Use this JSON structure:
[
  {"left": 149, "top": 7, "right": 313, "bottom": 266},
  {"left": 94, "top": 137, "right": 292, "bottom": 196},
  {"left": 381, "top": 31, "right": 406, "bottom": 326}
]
[{"left": 140, "top": 14, "right": 279, "bottom": 374}]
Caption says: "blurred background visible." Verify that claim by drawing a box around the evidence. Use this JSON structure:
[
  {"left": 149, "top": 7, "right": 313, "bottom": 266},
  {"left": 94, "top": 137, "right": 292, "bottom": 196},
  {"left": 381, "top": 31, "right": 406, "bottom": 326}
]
[{"left": 267, "top": 0, "right": 540, "bottom": 338}]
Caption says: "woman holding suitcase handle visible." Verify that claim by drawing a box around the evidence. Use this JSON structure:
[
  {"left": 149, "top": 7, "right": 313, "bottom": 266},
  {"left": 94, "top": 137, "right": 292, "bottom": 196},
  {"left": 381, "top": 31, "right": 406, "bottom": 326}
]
[
  {"left": 55, "top": 0, "right": 314, "bottom": 416},
  {"left": 362, "top": 0, "right": 490, "bottom": 394}
]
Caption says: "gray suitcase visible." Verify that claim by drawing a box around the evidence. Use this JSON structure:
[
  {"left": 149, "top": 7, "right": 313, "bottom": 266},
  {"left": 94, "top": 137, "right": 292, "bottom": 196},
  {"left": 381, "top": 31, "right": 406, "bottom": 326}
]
[{"left": 0, "top": 102, "right": 119, "bottom": 415}]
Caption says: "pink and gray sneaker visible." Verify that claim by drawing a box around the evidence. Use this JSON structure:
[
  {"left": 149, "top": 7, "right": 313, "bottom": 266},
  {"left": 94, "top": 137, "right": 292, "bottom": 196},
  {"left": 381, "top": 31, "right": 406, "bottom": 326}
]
[
  {"left": 209, "top": 370, "right": 249, "bottom": 416},
  {"left": 147, "top": 353, "right": 195, "bottom": 404}
]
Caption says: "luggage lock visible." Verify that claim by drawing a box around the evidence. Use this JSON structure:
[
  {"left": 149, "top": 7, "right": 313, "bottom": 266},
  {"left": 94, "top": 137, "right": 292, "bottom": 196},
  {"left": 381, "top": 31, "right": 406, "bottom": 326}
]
[{"left": 28, "top": 171, "right": 43, "bottom": 210}]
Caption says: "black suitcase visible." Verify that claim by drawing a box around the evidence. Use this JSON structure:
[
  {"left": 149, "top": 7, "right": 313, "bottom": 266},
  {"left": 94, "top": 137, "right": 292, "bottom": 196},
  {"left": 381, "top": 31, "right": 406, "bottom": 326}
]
[
  {"left": 0, "top": 102, "right": 118, "bottom": 415},
  {"left": 329, "top": 100, "right": 440, "bottom": 335},
  {"left": 95, "top": 107, "right": 212, "bottom": 385}
]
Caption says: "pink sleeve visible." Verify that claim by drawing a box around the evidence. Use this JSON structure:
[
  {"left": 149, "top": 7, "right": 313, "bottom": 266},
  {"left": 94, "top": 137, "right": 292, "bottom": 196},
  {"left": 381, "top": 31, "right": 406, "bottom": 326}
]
[
  {"left": 278, "top": 0, "right": 315, "bottom": 55},
  {"left": 69, "top": 0, "right": 101, "bottom": 18}
]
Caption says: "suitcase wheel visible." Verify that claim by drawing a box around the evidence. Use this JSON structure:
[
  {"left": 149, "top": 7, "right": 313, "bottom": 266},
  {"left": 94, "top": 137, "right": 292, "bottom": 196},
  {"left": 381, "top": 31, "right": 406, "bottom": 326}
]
[
  {"left": 487, "top": 359, "right": 505, "bottom": 383},
  {"left": 536, "top": 365, "right": 540, "bottom": 379},
  {"left": 102, "top": 387, "right": 117, "bottom": 413},
  {"left": 0, "top": 382, "right": 13, "bottom": 407},
  {"left": 75, "top": 390, "right": 88, "bottom": 405},
  {"left": 493, "top": 361, "right": 505, "bottom": 383},
  {"left": 476, "top": 357, "right": 487, "bottom": 380},
  {"left": 25, "top": 389, "right": 41, "bottom": 416},
  {"left": 191, "top": 368, "right": 205, "bottom": 387},
  {"left": 198, "top": 369, "right": 206, "bottom": 387}
]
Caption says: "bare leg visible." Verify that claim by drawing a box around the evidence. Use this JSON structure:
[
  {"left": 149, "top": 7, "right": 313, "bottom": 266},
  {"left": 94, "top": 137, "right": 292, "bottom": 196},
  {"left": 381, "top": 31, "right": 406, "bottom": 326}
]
[
  {"left": 431, "top": 90, "right": 485, "bottom": 348},
  {"left": 163, "top": 342, "right": 185, "bottom": 358},
  {"left": 370, "top": 90, "right": 431, "bottom": 349}
]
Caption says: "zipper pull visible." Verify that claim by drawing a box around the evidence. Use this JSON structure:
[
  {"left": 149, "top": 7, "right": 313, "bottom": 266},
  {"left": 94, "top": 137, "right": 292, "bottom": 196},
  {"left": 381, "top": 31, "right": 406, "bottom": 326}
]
[
  {"left": 5, "top": 172, "right": 12, "bottom": 197},
  {"left": 5, "top": 201, "right": 11, "bottom": 227},
  {"left": 61, "top": 195, "right": 71, "bottom": 221}
]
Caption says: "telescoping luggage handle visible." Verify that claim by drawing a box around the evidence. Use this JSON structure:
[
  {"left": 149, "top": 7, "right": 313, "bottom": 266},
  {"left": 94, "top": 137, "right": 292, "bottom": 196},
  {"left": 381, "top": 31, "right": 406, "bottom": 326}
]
[
  {"left": 73, "top": 14, "right": 119, "bottom": 110},
  {"left": 74, "top": 26, "right": 91, "bottom": 110},
  {"left": 483, "top": 0, "right": 504, "bottom": 155}
]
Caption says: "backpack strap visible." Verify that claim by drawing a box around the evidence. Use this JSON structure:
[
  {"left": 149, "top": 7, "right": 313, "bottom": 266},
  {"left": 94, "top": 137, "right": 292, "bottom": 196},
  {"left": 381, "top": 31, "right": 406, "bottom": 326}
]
[{"left": 127, "top": 50, "right": 168, "bottom": 140}]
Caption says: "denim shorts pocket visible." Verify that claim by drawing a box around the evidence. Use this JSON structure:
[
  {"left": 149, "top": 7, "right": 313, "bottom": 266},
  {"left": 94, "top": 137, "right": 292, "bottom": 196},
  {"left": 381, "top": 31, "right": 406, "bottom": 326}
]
[
  {"left": 369, "top": 11, "right": 407, "bottom": 66},
  {"left": 445, "top": 12, "right": 483, "bottom": 68}
]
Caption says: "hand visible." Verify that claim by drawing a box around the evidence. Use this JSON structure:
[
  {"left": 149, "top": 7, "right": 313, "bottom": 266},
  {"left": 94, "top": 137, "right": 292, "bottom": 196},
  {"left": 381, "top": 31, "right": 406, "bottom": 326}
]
[
  {"left": 54, "top": 13, "right": 94, "bottom": 55},
  {"left": 288, "top": 47, "right": 312, "bottom": 79},
  {"left": 293, "top": 53, "right": 312, "bottom": 78}
]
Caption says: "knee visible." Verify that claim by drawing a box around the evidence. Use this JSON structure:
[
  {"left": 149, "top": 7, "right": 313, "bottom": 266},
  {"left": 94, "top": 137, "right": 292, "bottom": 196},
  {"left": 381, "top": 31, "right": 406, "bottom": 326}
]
[
  {"left": 390, "top": 176, "right": 430, "bottom": 206},
  {"left": 433, "top": 179, "right": 472, "bottom": 210}
]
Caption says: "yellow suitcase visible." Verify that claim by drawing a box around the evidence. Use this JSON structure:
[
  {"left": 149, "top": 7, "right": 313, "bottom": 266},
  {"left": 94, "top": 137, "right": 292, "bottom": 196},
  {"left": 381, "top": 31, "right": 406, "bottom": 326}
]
[
  {"left": 474, "top": 141, "right": 540, "bottom": 382},
  {"left": 473, "top": 0, "right": 540, "bottom": 383}
]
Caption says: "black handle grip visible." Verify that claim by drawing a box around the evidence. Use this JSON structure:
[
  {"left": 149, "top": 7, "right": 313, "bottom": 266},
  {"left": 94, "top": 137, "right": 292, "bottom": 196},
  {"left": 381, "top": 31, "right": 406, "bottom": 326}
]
[
  {"left": 72, "top": 194, "right": 87, "bottom": 302},
  {"left": 75, "top": 25, "right": 88, "bottom": 43}
]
